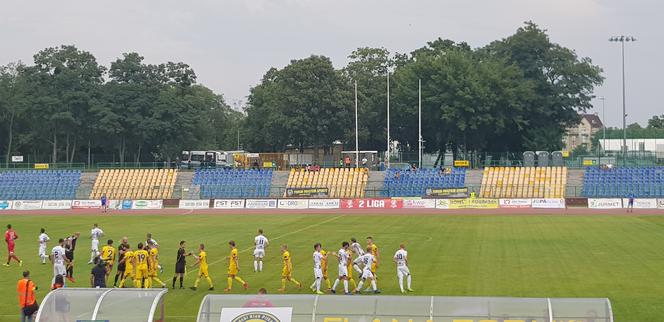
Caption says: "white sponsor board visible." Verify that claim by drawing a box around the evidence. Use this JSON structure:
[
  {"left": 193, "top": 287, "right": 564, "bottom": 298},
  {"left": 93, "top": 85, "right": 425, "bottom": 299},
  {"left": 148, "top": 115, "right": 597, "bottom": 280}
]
[
  {"left": 213, "top": 199, "right": 245, "bottom": 209},
  {"left": 245, "top": 199, "right": 278, "bottom": 209},
  {"left": 0, "top": 201, "right": 13, "bottom": 210},
  {"left": 277, "top": 199, "right": 309, "bottom": 209},
  {"left": 436, "top": 199, "right": 450, "bottom": 209},
  {"left": 220, "top": 307, "right": 292, "bottom": 322},
  {"left": 659, "top": 199, "right": 664, "bottom": 209},
  {"left": 131, "top": 200, "right": 163, "bottom": 209},
  {"left": 588, "top": 198, "right": 622, "bottom": 209},
  {"left": 41, "top": 200, "right": 73, "bottom": 210},
  {"left": 308, "top": 199, "right": 340, "bottom": 209},
  {"left": 531, "top": 198, "right": 566, "bottom": 209},
  {"left": 179, "top": 199, "right": 210, "bottom": 209},
  {"left": 12, "top": 200, "right": 43, "bottom": 210},
  {"left": 622, "top": 198, "right": 658, "bottom": 209},
  {"left": 11, "top": 155, "right": 23, "bottom": 162},
  {"left": 403, "top": 199, "right": 437, "bottom": 209},
  {"left": 499, "top": 199, "right": 532, "bottom": 208},
  {"left": 72, "top": 200, "right": 101, "bottom": 209}
]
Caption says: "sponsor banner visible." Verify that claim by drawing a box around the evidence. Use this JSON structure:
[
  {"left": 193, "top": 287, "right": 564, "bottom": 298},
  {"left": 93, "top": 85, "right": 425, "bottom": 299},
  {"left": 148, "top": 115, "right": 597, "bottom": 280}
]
[
  {"left": 499, "top": 199, "right": 532, "bottom": 208},
  {"left": 72, "top": 200, "right": 101, "bottom": 209},
  {"left": 245, "top": 199, "right": 278, "bottom": 209},
  {"left": 41, "top": 200, "right": 73, "bottom": 210},
  {"left": 588, "top": 198, "right": 622, "bottom": 209},
  {"left": 425, "top": 187, "right": 468, "bottom": 198},
  {"left": 220, "top": 307, "right": 293, "bottom": 322},
  {"left": 659, "top": 199, "right": 664, "bottom": 209},
  {"left": 179, "top": 199, "right": 210, "bottom": 209},
  {"left": 277, "top": 199, "right": 309, "bottom": 209},
  {"left": 285, "top": 187, "right": 329, "bottom": 198},
  {"left": 213, "top": 199, "right": 245, "bottom": 209},
  {"left": 11, "top": 155, "right": 23, "bottom": 162},
  {"left": 0, "top": 200, "right": 13, "bottom": 210},
  {"left": 131, "top": 200, "right": 163, "bottom": 210},
  {"left": 108, "top": 199, "right": 133, "bottom": 210},
  {"left": 622, "top": 198, "right": 658, "bottom": 209},
  {"left": 308, "top": 199, "right": 340, "bottom": 209},
  {"left": 340, "top": 199, "right": 403, "bottom": 209},
  {"left": 453, "top": 160, "right": 470, "bottom": 167},
  {"left": 531, "top": 198, "right": 566, "bottom": 209},
  {"left": 402, "top": 199, "right": 437, "bottom": 209},
  {"left": 34, "top": 163, "right": 49, "bottom": 169},
  {"left": 447, "top": 198, "right": 500, "bottom": 209},
  {"left": 12, "top": 200, "right": 43, "bottom": 210},
  {"left": 436, "top": 199, "right": 450, "bottom": 209}
]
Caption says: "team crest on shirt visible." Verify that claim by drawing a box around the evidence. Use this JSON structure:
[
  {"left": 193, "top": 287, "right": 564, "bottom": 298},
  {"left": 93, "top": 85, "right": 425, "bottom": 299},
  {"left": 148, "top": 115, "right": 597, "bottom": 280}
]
[{"left": 232, "top": 311, "right": 281, "bottom": 322}]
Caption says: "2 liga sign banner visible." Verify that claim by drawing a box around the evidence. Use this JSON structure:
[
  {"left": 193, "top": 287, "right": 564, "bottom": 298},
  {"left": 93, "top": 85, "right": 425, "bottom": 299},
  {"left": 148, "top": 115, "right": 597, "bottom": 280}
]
[
  {"left": 340, "top": 199, "right": 403, "bottom": 209},
  {"left": 220, "top": 307, "right": 292, "bottom": 322}
]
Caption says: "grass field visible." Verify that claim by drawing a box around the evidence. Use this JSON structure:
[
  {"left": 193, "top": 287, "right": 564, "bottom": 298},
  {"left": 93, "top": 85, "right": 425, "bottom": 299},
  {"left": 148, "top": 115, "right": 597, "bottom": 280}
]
[{"left": 1, "top": 213, "right": 664, "bottom": 321}]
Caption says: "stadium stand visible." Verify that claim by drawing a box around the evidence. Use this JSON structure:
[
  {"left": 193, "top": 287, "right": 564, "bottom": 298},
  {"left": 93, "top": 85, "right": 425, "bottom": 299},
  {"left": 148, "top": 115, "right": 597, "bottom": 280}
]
[
  {"left": 0, "top": 170, "right": 81, "bottom": 200},
  {"left": 194, "top": 168, "right": 272, "bottom": 198},
  {"left": 382, "top": 168, "right": 466, "bottom": 197},
  {"left": 90, "top": 169, "right": 177, "bottom": 199},
  {"left": 479, "top": 166, "right": 567, "bottom": 198},
  {"left": 285, "top": 168, "right": 368, "bottom": 198},
  {"left": 582, "top": 166, "right": 664, "bottom": 197}
]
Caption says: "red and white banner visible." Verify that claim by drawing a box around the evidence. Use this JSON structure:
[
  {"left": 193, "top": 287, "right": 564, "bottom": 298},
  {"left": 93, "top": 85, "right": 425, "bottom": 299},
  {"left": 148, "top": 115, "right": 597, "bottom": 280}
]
[
  {"left": 41, "top": 200, "right": 73, "bottom": 210},
  {"left": 214, "top": 199, "right": 245, "bottom": 209},
  {"left": 402, "top": 199, "right": 436, "bottom": 209},
  {"left": 531, "top": 198, "right": 566, "bottom": 209},
  {"left": 499, "top": 199, "right": 532, "bottom": 208},
  {"left": 308, "top": 199, "right": 340, "bottom": 209},
  {"left": 12, "top": 200, "right": 43, "bottom": 210},
  {"left": 277, "top": 199, "right": 309, "bottom": 209},
  {"left": 622, "top": 198, "right": 658, "bottom": 209},
  {"left": 72, "top": 200, "right": 101, "bottom": 209},
  {"left": 588, "top": 198, "right": 622, "bottom": 209},
  {"left": 340, "top": 199, "right": 403, "bottom": 209},
  {"left": 179, "top": 199, "right": 210, "bottom": 209}
]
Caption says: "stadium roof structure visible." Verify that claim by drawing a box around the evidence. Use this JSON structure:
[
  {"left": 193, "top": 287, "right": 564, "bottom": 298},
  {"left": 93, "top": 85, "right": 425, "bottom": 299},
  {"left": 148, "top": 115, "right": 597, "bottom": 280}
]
[
  {"left": 35, "top": 288, "right": 167, "bottom": 322},
  {"left": 197, "top": 294, "right": 614, "bottom": 322}
]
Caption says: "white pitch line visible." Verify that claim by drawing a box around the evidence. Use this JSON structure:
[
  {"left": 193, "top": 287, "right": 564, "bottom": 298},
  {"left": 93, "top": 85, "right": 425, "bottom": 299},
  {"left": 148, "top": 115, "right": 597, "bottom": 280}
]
[{"left": 185, "top": 214, "right": 345, "bottom": 276}]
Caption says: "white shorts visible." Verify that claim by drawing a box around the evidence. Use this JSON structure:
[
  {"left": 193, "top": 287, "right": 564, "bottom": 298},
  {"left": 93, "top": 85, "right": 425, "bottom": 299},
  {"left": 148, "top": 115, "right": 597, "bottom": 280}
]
[
  {"left": 361, "top": 269, "right": 374, "bottom": 280},
  {"left": 39, "top": 245, "right": 47, "bottom": 257},
  {"left": 92, "top": 239, "right": 99, "bottom": 252},
  {"left": 338, "top": 265, "right": 348, "bottom": 277},
  {"left": 54, "top": 263, "right": 67, "bottom": 277},
  {"left": 253, "top": 249, "right": 265, "bottom": 258},
  {"left": 397, "top": 265, "right": 411, "bottom": 277},
  {"left": 314, "top": 268, "right": 323, "bottom": 279}
]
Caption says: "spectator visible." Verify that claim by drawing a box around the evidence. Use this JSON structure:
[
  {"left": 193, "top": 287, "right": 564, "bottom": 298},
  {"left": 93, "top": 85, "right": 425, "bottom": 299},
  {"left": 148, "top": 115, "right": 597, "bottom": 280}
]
[
  {"left": 243, "top": 288, "right": 273, "bottom": 307},
  {"left": 344, "top": 156, "right": 351, "bottom": 168},
  {"left": 17, "top": 270, "right": 38, "bottom": 322},
  {"left": 338, "top": 159, "right": 343, "bottom": 167},
  {"left": 52, "top": 274, "right": 64, "bottom": 290},
  {"left": 394, "top": 171, "right": 400, "bottom": 180},
  {"left": 361, "top": 157, "right": 368, "bottom": 167},
  {"left": 91, "top": 257, "right": 107, "bottom": 288},
  {"left": 410, "top": 163, "right": 417, "bottom": 171}
]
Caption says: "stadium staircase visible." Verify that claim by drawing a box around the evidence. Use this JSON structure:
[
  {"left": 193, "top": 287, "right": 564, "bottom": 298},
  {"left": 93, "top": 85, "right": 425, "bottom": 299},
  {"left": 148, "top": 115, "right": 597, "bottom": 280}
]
[
  {"left": 75, "top": 171, "right": 99, "bottom": 199},
  {"left": 566, "top": 169, "right": 585, "bottom": 197},
  {"left": 464, "top": 169, "right": 484, "bottom": 195},
  {"left": 365, "top": 171, "right": 385, "bottom": 198},
  {"left": 581, "top": 166, "right": 664, "bottom": 198},
  {"left": 0, "top": 170, "right": 81, "bottom": 200},
  {"left": 382, "top": 168, "right": 466, "bottom": 197},
  {"left": 175, "top": 170, "right": 195, "bottom": 199},
  {"left": 271, "top": 170, "right": 291, "bottom": 197},
  {"left": 90, "top": 169, "right": 177, "bottom": 200},
  {"left": 285, "top": 168, "right": 368, "bottom": 198},
  {"left": 479, "top": 166, "right": 567, "bottom": 198}
]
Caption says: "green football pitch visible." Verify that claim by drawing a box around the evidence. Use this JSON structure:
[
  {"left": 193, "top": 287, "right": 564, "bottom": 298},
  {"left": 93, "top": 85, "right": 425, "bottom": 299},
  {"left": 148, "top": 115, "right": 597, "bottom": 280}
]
[{"left": 1, "top": 213, "right": 663, "bottom": 322}]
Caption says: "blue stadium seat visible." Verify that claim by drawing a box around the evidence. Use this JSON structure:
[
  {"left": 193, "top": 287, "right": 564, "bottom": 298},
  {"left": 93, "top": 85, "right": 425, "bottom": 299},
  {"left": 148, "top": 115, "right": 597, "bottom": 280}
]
[
  {"left": 382, "top": 168, "right": 466, "bottom": 197},
  {"left": 581, "top": 166, "right": 664, "bottom": 198},
  {"left": 193, "top": 169, "right": 273, "bottom": 199},
  {"left": 0, "top": 170, "right": 81, "bottom": 200}
]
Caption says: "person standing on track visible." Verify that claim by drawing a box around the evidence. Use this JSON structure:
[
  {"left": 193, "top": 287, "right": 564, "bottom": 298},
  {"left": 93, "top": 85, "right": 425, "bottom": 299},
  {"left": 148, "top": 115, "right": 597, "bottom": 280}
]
[
  {"left": 4, "top": 224, "right": 22, "bottom": 267},
  {"left": 101, "top": 193, "right": 108, "bottom": 213},
  {"left": 38, "top": 228, "right": 50, "bottom": 264}
]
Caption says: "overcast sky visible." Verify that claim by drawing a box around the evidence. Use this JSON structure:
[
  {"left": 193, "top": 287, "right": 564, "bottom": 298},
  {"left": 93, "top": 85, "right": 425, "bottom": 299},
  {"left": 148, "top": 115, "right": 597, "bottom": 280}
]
[{"left": 1, "top": 0, "right": 660, "bottom": 127}]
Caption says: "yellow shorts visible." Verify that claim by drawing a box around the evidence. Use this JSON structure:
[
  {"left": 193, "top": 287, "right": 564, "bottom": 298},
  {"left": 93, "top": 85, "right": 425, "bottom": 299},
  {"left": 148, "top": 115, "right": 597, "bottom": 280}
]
[
  {"left": 281, "top": 268, "right": 291, "bottom": 278},
  {"left": 136, "top": 267, "right": 149, "bottom": 280},
  {"left": 199, "top": 267, "right": 209, "bottom": 277},
  {"left": 371, "top": 263, "right": 377, "bottom": 273},
  {"left": 228, "top": 266, "right": 238, "bottom": 276},
  {"left": 347, "top": 266, "right": 353, "bottom": 279},
  {"left": 148, "top": 269, "right": 157, "bottom": 277},
  {"left": 123, "top": 269, "right": 134, "bottom": 279},
  {"left": 322, "top": 267, "right": 328, "bottom": 279}
]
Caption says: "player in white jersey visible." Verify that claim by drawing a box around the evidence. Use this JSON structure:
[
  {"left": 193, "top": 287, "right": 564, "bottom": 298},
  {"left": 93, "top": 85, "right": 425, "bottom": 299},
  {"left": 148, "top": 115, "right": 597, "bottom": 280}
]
[
  {"left": 350, "top": 238, "right": 364, "bottom": 274},
  {"left": 50, "top": 238, "right": 70, "bottom": 285},
  {"left": 353, "top": 246, "right": 379, "bottom": 294},
  {"left": 393, "top": 244, "right": 413, "bottom": 293},
  {"left": 253, "top": 229, "right": 269, "bottom": 272},
  {"left": 331, "top": 241, "right": 350, "bottom": 294},
  {"left": 89, "top": 224, "right": 104, "bottom": 264},
  {"left": 310, "top": 243, "right": 324, "bottom": 294},
  {"left": 38, "top": 228, "right": 50, "bottom": 264}
]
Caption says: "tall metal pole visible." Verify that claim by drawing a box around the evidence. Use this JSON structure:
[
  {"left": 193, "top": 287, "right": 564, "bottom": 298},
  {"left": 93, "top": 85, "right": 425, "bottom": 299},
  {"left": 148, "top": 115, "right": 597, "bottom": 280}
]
[
  {"left": 355, "top": 81, "right": 359, "bottom": 168},
  {"left": 621, "top": 40, "right": 626, "bottom": 163},
  {"left": 600, "top": 97, "right": 606, "bottom": 143},
  {"left": 386, "top": 72, "right": 390, "bottom": 168},
  {"left": 418, "top": 79, "right": 422, "bottom": 169}
]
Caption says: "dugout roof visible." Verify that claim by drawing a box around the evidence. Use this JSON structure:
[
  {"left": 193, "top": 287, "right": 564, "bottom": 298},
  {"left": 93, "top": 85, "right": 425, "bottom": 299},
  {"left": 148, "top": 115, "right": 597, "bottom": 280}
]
[
  {"left": 197, "top": 294, "right": 613, "bottom": 322},
  {"left": 35, "top": 288, "right": 167, "bottom": 322}
]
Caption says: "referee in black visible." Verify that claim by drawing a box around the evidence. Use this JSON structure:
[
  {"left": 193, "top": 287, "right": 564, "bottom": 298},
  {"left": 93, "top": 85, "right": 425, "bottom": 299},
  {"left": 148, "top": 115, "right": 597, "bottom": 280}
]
[
  {"left": 113, "top": 237, "right": 130, "bottom": 287},
  {"left": 172, "top": 240, "right": 191, "bottom": 289}
]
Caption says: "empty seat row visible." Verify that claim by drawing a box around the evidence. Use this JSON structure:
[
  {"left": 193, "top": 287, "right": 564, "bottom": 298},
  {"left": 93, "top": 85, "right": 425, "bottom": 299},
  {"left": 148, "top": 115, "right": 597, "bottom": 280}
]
[
  {"left": 582, "top": 166, "right": 664, "bottom": 197},
  {"left": 90, "top": 169, "right": 177, "bottom": 200},
  {"left": 286, "top": 168, "right": 368, "bottom": 198},
  {"left": 480, "top": 167, "right": 567, "bottom": 198},
  {"left": 0, "top": 170, "right": 81, "bottom": 200},
  {"left": 195, "top": 169, "right": 273, "bottom": 198},
  {"left": 382, "top": 168, "right": 466, "bottom": 197}
]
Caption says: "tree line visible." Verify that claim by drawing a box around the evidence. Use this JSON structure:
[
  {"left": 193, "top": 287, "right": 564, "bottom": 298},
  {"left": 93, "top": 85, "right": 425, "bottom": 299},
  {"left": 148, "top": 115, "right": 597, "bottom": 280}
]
[{"left": 1, "top": 22, "right": 604, "bottom": 165}]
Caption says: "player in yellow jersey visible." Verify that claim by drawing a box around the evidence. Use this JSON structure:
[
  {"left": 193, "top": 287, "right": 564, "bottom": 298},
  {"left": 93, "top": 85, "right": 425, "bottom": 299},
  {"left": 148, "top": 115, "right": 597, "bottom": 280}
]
[
  {"left": 346, "top": 249, "right": 357, "bottom": 290},
  {"left": 191, "top": 243, "right": 214, "bottom": 291},
  {"left": 320, "top": 248, "right": 332, "bottom": 290},
  {"left": 366, "top": 236, "right": 379, "bottom": 291},
  {"left": 224, "top": 240, "right": 248, "bottom": 292},
  {"left": 118, "top": 245, "right": 134, "bottom": 288},
  {"left": 100, "top": 239, "right": 116, "bottom": 281},
  {"left": 278, "top": 244, "right": 301, "bottom": 292},
  {"left": 147, "top": 244, "right": 166, "bottom": 288},
  {"left": 133, "top": 242, "right": 150, "bottom": 288}
]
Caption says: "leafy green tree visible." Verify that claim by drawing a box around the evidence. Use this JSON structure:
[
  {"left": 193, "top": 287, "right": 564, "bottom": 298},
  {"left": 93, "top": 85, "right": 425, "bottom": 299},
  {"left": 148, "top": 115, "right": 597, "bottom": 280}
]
[
  {"left": 0, "top": 62, "right": 30, "bottom": 164},
  {"left": 647, "top": 115, "right": 664, "bottom": 129}
]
